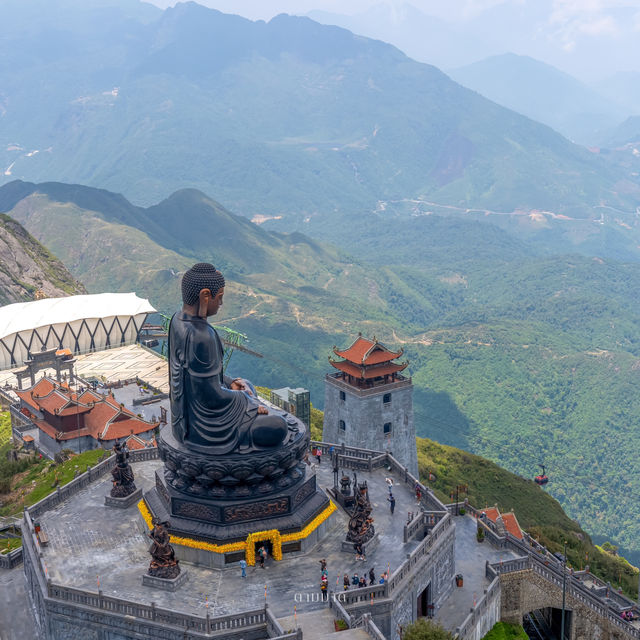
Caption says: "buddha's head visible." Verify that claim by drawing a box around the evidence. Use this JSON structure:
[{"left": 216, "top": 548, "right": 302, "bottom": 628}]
[{"left": 181, "top": 263, "right": 226, "bottom": 318}]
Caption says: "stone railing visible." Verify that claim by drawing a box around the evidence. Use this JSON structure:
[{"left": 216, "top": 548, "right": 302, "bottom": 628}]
[
  {"left": 28, "top": 447, "right": 158, "bottom": 519},
  {"left": 325, "top": 373, "right": 412, "bottom": 398},
  {"left": 454, "top": 574, "right": 501, "bottom": 639},
  {"left": 361, "top": 613, "right": 386, "bottom": 640},
  {"left": 492, "top": 551, "right": 640, "bottom": 639},
  {"left": 330, "top": 591, "right": 354, "bottom": 626},
  {"left": 0, "top": 546, "right": 23, "bottom": 569},
  {"left": 388, "top": 513, "right": 454, "bottom": 596},
  {"left": 9, "top": 403, "right": 37, "bottom": 433}
]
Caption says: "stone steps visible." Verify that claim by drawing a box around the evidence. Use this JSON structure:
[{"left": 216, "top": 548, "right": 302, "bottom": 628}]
[{"left": 277, "top": 609, "right": 371, "bottom": 639}]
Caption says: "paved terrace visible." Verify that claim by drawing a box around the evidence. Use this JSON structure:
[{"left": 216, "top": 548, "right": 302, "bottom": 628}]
[
  {"left": 0, "top": 344, "right": 168, "bottom": 402},
  {"left": 435, "top": 513, "right": 518, "bottom": 633},
  {"left": 37, "top": 456, "right": 426, "bottom": 619}
]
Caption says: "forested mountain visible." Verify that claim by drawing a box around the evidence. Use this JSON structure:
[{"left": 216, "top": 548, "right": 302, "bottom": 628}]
[
  {"left": 1, "top": 1, "right": 638, "bottom": 223},
  {"left": 0, "top": 213, "right": 86, "bottom": 304},
  {"left": 449, "top": 53, "right": 624, "bottom": 145},
  {"left": 3, "top": 179, "right": 640, "bottom": 564}
]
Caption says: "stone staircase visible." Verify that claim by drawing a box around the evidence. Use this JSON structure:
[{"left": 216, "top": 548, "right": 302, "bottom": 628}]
[{"left": 278, "top": 609, "right": 371, "bottom": 640}]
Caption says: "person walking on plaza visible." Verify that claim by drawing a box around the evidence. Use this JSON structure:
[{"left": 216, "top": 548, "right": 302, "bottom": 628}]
[
  {"left": 388, "top": 493, "right": 396, "bottom": 514},
  {"left": 321, "top": 575, "right": 328, "bottom": 601},
  {"left": 315, "top": 447, "right": 322, "bottom": 464},
  {"left": 343, "top": 574, "right": 350, "bottom": 591},
  {"left": 258, "top": 545, "right": 266, "bottom": 569},
  {"left": 369, "top": 567, "right": 376, "bottom": 586},
  {"left": 319, "top": 558, "right": 327, "bottom": 572},
  {"left": 239, "top": 558, "right": 247, "bottom": 578}
]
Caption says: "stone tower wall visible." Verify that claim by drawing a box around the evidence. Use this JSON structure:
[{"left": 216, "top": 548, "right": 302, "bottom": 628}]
[{"left": 323, "top": 377, "right": 418, "bottom": 476}]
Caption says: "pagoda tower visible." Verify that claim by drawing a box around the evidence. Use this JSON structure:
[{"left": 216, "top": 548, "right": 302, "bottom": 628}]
[{"left": 323, "top": 333, "right": 418, "bottom": 476}]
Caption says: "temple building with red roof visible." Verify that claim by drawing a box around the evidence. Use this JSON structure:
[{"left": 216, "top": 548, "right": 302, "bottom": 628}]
[
  {"left": 323, "top": 333, "right": 418, "bottom": 475},
  {"left": 15, "top": 376, "right": 158, "bottom": 455}
]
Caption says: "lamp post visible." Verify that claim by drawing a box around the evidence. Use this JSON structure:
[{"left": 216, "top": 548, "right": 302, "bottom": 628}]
[{"left": 561, "top": 540, "right": 567, "bottom": 640}]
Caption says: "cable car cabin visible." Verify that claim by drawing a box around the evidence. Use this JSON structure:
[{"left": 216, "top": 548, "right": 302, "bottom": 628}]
[{"left": 534, "top": 474, "right": 549, "bottom": 485}]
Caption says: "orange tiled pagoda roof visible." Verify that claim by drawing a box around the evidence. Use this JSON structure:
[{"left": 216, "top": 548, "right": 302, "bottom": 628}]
[
  {"left": 330, "top": 334, "right": 407, "bottom": 380},
  {"left": 333, "top": 335, "right": 403, "bottom": 365}
]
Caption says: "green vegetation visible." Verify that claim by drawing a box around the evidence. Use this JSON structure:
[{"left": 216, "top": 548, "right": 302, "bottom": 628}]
[
  {"left": 418, "top": 438, "right": 639, "bottom": 599},
  {"left": 0, "top": 449, "right": 104, "bottom": 516},
  {"left": 0, "top": 537, "right": 22, "bottom": 555},
  {"left": 0, "top": 412, "right": 11, "bottom": 446},
  {"left": 481, "top": 622, "right": 528, "bottom": 640},
  {"left": 402, "top": 619, "right": 455, "bottom": 640}
]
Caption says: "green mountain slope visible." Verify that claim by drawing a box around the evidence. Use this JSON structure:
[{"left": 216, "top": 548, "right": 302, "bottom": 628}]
[
  {"left": 0, "top": 213, "right": 86, "bottom": 304},
  {"left": 417, "top": 437, "right": 639, "bottom": 599},
  {"left": 0, "top": 2, "right": 638, "bottom": 220},
  {"left": 3, "top": 179, "right": 640, "bottom": 568}
]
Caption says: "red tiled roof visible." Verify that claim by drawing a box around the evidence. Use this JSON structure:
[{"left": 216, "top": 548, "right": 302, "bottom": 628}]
[
  {"left": 480, "top": 507, "right": 500, "bottom": 523},
  {"left": 101, "top": 417, "right": 156, "bottom": 441},
  {"left": 124, "top": 434, "right": 155, "bottom": 450},
  {"left": 329, "top": 359, "right": 407, "bottom": 379},
  {"left": 24, "top": 376, "right": 158, "bottom": 444},
  {"left": 500, "top": 512, "right": 524, "bottom": 540},
  {"left": 334, "top": 335, "right": 403, "bottom": 365}
]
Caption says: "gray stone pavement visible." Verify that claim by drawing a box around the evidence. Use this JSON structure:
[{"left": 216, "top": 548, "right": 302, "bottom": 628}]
[
  {"left": 37, "top": 458, "right": 424, "bottom": 619},
  {"left": 434, "top": 513, "right": 518, "bottom": 632},
  {"left": 0, "top": 565, "right": 40, "bottom": 640}
]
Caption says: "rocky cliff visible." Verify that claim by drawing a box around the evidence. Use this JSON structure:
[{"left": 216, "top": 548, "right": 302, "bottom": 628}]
[{"left": 0, "top": 213, "right": 86, "bottom": 304}]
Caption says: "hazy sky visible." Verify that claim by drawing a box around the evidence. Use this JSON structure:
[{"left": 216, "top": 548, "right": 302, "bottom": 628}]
[{"left": 146, "top": 1, "right": 640, "bottom": 80}]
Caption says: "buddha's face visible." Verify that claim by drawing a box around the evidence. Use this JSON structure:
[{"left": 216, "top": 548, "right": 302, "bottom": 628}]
[{"left": 207, "top": 287, "right": 224, "bottom": 316}]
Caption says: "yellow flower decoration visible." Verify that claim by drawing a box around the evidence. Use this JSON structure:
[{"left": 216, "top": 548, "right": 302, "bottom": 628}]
[{"left": 138, "top": 498, "right": 336, "bottom": 564}]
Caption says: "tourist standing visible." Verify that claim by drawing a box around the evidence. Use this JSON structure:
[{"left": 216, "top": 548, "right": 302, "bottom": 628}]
[
  {"left": 388, "top": 494, "right": 396, "bottom": 514},
  {"left": 369, "top": 567, "right": 376, "bottom": 585},
  {"left": 344, "top": 574, "right": 350, "bottom": 591},
  {"left": 315, "top": 447, "right": 322, "bottom": 464},
  {"left": 258, "top": 545, "right": 266, "bottom": 569},
  {"left": 239, "top": 558, "right": 247, "bottom": 578}
]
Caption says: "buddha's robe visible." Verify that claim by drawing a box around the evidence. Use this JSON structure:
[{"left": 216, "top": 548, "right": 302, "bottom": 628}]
[{"left": 169, "top": 311, "right": 257, "bottom": 454}]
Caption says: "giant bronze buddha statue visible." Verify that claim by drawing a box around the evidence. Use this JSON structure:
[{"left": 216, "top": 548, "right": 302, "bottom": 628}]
[
  {"left": 144, "top": 262, "right": 329, "bottom": 557},
  {"left": 168, "top": 263, "right": 288, "bottom": 454}
]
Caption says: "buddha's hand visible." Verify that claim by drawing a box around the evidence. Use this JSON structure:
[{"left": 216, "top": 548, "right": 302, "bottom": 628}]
[
  {"left": 257, "top": 405, "right": 268, "bottom": 415},
  {"left": 230, "top": 378, "right": 252, "bottom": 394}
]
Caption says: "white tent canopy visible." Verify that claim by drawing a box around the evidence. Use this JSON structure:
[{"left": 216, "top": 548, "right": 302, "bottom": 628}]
[{"left": 0, "top": 293, "right": 156, "bottom": 370}]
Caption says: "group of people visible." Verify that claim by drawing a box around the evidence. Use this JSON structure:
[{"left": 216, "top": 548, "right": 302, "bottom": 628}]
[
  {"left": 342, "top": 567, "right": 378, "bottom": 590},
  {"left": 621, "top": 610, "right": 636, "bottom": 622},
  {"left": 238, "top": 545, "right": 268, "bottom": 577},
  {"left": 319, "top": 558, "right": 389, "bottom": 597}
]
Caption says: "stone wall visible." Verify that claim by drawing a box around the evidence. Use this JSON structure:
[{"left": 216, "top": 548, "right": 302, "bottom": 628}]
[{"left": 323, "top": 375, "right": 418, "bottom": 476}]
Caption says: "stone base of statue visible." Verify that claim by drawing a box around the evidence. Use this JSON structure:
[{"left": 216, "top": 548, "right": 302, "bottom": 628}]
[
  {"left": 142, "top": 569, "right": 188, "bottom": 591},
  {"left": 142, "top": 418, "right": 333, "bottom": 568},
  {"left": 341, "top": 532, "right": 379, "bottom": 554},
  {"left": 105, "top": 486, "right": 142, "bottom": 508}
]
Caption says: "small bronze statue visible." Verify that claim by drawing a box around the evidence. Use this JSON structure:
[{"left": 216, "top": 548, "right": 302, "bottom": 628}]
[
  {"left": 147, "top": 518, "right": 180, "bottom": 579},
  {"left": 110, "top": 441, "right": 136, "bottom": 498},
  {"left": 346, "top": 479, "right": 375, "bottom": 545}
]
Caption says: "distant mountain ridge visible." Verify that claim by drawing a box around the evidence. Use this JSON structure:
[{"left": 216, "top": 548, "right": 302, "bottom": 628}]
[
  {"left": 449, "top": 53, "right": 624, "bottom": 145},
  {"left": 0, "top": 0, "right": 638, "bottom": 222}
]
